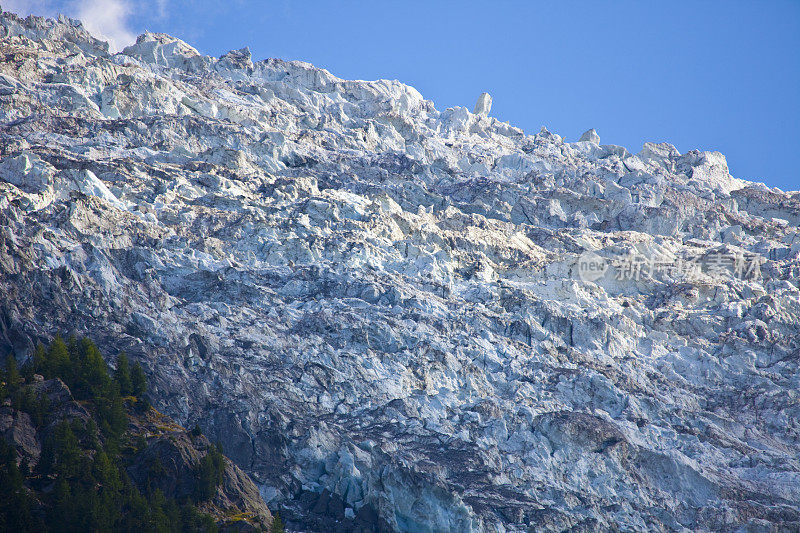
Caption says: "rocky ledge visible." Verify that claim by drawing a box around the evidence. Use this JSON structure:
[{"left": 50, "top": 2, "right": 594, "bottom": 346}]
[{"left": 1, "top": 7, "right": 800, "bottom": 532}]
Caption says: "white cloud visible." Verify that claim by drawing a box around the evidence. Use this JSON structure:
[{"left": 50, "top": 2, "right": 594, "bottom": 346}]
[
  {"left": 73, "top": 0, "right": 135, "bottom": 51},
  {"left": 154, "top": 0, "right": 167, "bottom": 19}
]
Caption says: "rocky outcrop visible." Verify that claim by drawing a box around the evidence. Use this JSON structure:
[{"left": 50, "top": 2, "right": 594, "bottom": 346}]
[
  {"left": 0, "top": 403, "right": 39, "bottom": 464},
  {"left": 1, "top": 7, "right": 800, "bottom": 532},
  {"left": 126, "top": 409, "right": 272, "bottom": 527},
  {"left": 0, "top": 374, "right": 273, "bottom": 530},
  {"left": 1, "top": 378, "right": 91, "bottom": 469}
]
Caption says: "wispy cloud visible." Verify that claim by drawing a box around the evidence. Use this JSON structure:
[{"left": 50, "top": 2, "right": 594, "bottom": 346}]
[
  {"left": 73, "top": 0, "right": 135, "bottom": 51},
  {"left": 1, "top": 0, "right": 168, "bottom": 52},
  {"left": 154, "top": 0, "right": 167, "bottom": 19}
]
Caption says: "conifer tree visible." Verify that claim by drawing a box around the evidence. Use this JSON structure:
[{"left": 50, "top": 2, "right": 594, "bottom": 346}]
[
  {"left": 270, "top": 512, "right": 286, "bottom": 533},
  {"left": 32, "top": 342, "right": 47, "bottom": 373},
  {"left": 0, "top": 441, "right": 34, "bottom": 532},
  {"left": 47, "top": 335, "right": 71, "bottom": 380},
  {"left": 4, "top": 355, "right": 20, "bottom": 393},
  {"left": 131, "top": 362, "right": 147, "bottom": 398},
  {"left": 114, "top": 353, "right": 133, "bottom": 396}
]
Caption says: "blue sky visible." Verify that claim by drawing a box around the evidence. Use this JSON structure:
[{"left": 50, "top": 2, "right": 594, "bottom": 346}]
[{"left": 8, "top": 0, "right": 800, "bottom": 191}]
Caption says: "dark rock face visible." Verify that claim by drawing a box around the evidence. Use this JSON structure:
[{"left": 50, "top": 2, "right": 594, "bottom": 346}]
[
  {"left": 281, "top": 488, "right": 392, "bottom": 533},
  {"left": 2, "top": 7, "right": 800, "bottom": 532},
  {"left": 0, "top": 406, "right": 39, "bottom": 465},
  {"left": 31, "top": 378, "right": 92, "bottom": 426},
  {"left": 126, "top": 432, "right": 207, "bottom": 500},
  {"left": 1, "top": 378, "right": 90, "bottom": 469},
  {"left": 125, "top": 418, "right": 272, "bottom": 525}
]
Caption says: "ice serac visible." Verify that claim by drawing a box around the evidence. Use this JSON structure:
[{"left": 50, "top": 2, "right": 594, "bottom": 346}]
[
  {"left": 2, "top": 8, "right": 800, "bottom": 532},
  {"left": 473, "top": 91, "right": 492, "bottom": 115},
  {"left": 578, "top": 128, "right": 600, "bottom": 144}
]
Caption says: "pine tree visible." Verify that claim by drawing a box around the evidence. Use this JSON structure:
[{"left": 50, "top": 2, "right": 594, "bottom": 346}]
[
  {"left": 48, "top": 335, "right": 71, "bottom": 380},
  {"left": 74, "top": 337, "right": 111, "bottom": 400},
  {"left": 114, "top": 353, "right": 133, "bottom": 396},
  {"left": 31, "top": 342, "right": 47, "bottom": 376},
  {"left": 108, "top": 394, "right": 128, "bottom": 436},
  {"left": 92, "top": 451, "right": 121, "bottom": 492},
  {"left": 53, "top": 421, "right": 81, "bottom": 478},
  {"left": 4, "top": 355, "right": 20, "bottom": 393},
  {"left": 37, "top": 434, "right": 55, "bottom": 475},
  {"left": 145, "top": 456, "right": 166, "bottom": 495},
  {"left": 0, "top": 441, "right": 34, "bottom": 532},
  {"left": 85, "top": 418, "right": 100, "bottom": 450},
  {"left": 270, "top": 512, "right": 286, "bottom": 533},
  {"left": 195, "top": 443, "right": 225, "bottom": 501},
  {"left": 131, "top": 362, "right": 147, "bottom": 399},
  {"left": 52, "top": 478, "right": 74, "bottom": 530}
]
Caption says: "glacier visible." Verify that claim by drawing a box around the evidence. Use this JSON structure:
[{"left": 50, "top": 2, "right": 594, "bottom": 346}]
[{"left": 1, "top": 8, "right": 800, "bottom": 532}]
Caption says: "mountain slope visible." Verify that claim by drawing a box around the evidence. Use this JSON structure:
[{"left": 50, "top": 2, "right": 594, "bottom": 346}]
[{"left": 1, "top": 8, "right": 800, "bottom": 532}]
